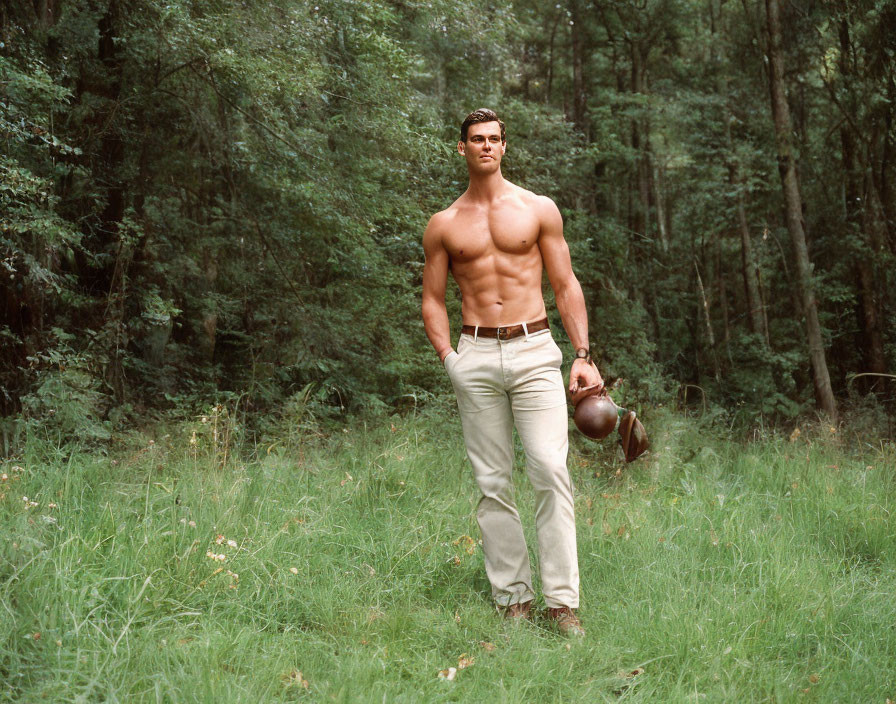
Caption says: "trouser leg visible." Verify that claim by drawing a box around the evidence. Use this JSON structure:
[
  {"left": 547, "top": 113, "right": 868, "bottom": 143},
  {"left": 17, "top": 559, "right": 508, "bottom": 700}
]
[
  {"left": 513, "top": 403, "right": 579, "bottom": 608},
  {"left": 457, "top": 393, "right": 535, "bottom": 606},
  {"left": 508, "top": 331, "right": 579, "bottom": 609},
  {"left": 448, "top": 336, "right": 534, "bottom": 606}
]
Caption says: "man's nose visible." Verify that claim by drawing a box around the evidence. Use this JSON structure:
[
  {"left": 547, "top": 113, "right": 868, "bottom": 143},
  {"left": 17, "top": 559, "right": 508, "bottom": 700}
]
[{"left": 482, "top": 140, "right": 491, "bottom": 151}]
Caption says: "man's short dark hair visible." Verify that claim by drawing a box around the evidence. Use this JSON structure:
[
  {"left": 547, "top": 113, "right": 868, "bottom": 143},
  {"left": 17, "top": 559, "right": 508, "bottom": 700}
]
[{"left": 460, "top": 108, "right": 506, "bottom": 143}]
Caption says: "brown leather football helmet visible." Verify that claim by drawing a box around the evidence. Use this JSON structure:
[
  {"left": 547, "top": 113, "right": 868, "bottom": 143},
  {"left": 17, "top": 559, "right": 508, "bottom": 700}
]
[
  {"left": 618, "top": 410, "right": 648, "bottom": 462},
  {"left": 570, "top": 382, "right": 648, "bottom": 462},
  {"left": 573, "top": 395, "right": 619, "bottom": 439}
]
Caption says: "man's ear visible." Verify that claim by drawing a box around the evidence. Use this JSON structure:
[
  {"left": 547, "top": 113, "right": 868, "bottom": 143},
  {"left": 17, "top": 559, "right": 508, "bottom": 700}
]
[{"left": 457, "top": 140, "right": 465, "bottom": 155}]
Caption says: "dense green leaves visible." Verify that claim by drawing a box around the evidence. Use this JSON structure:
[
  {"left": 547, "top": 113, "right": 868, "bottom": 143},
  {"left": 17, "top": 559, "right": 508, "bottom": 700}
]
[{"left": 1, "top": 0, "right": 893, "bottom": 442}]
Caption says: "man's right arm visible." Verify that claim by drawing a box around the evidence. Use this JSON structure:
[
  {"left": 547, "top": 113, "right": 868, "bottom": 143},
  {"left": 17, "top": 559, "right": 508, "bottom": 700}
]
[{"left": 421, "top": 214, "right": 454, "bottom": 362}]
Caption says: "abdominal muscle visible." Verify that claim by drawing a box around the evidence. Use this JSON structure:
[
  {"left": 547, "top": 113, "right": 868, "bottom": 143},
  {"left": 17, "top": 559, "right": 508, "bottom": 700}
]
[{"left": 451, "top": 249, "right": 547, "bottom": 327}]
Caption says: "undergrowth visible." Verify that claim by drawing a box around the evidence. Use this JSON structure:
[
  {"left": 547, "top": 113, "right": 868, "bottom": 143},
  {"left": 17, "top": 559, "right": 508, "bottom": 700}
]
[{"left": 1, "top": 408, "right": 895, "bottom": 702}]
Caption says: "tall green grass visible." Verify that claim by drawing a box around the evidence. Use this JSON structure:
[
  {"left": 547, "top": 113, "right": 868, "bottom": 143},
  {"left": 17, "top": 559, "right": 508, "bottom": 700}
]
[{"left": 2, "top": 409, "right": 895, "bottom": 702}]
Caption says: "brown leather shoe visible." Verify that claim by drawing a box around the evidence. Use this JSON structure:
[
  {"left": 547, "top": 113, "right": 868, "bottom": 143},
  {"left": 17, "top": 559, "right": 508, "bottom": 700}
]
[
  {"left": 502, "top": 601, "right": 533, "bottom": 620},
  {"left": 547, "top": 606, "right": 585, "bottom": 637}
]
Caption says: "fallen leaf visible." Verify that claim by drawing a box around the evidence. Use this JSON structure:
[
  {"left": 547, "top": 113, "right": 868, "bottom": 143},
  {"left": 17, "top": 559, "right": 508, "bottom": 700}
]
[
  {"left": 454, "top": 610, "right": 461, "bottom": 624},
  {"left": 32, "top": 632, "right": 41, "bottom": 640},
  {"left": 282, "top": 670, "right": 309, "bottom": 690},
  {"left": 616, "top": 667, "right": 644, "bottom": 678},
  {"left": 437, "top": 667, "right": 457, "bottom": 681},
  {"left": 809, "top": 673, "right": 819, "bottom": 684},
  {"left": 457, "top": 654, "right": 474, "bottom": 669},
  {"left": 289, "top": 567, "right": 298, "bottom": 575},
  {"left": 453, "top": 534, "right": 476, "bottom": 555},
  {"left": 479, "top": 641, "right": 496, "bottom": 652},
  {"left": 789, "top": 427, "right": 801, "bottom": 442}
]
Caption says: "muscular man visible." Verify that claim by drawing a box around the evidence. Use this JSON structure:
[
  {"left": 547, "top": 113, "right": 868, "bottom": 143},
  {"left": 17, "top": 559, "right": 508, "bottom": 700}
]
[{"left": 421, "top": 108, "right": 602, "bottom": 636}]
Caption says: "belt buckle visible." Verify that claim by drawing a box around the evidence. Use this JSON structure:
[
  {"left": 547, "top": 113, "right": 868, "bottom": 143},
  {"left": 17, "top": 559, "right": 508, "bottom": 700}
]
[{"left": 497, "top": 326, "right": 508, "bottom": 340}]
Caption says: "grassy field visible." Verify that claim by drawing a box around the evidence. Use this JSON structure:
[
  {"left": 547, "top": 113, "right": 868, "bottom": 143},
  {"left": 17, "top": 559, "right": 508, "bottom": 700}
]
[{"left": 2, "top": 406, "right": 895, "bottom": 702}]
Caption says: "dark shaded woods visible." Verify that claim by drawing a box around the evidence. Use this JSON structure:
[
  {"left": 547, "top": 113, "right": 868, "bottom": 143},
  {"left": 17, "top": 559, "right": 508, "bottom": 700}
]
[{"left": 2, "top": 0, "right": 894, "bottom": 447}]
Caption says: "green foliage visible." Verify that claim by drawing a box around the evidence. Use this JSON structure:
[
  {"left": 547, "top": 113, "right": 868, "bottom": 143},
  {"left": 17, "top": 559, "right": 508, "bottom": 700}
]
[{"left": 20, "top": 329, "right": 112, "bottom": 446}]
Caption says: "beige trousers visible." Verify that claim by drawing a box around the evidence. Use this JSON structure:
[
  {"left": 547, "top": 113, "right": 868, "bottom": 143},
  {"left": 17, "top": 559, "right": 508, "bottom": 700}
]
[{"left": 444, "top": 328, "right": 579, "bottom": 609}]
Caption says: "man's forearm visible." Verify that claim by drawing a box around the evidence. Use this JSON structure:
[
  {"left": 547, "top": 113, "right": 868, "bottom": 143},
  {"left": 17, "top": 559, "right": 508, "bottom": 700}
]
[
  {"left": 555, "top": 280, "right": 589, "bottom": 351},
  {"left": 422, "top": 298, "right": 453, "bottom": 361}
]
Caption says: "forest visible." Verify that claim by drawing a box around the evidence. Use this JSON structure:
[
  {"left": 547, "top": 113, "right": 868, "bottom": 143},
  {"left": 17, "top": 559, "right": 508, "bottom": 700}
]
[
  {"left": 2, "top": 0, "right": 895, "bottom": 443},
  {"left": 4, "top": 3, "right": 896, "bottom": 701}
]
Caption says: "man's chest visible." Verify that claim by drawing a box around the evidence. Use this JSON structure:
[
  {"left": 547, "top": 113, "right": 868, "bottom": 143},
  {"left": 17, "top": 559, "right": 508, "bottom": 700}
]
[{"left": 445, "top": 207, "right": 541, "bottom": 262}]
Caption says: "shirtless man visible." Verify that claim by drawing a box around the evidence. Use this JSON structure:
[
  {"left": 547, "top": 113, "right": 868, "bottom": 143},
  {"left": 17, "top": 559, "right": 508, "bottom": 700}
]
[{"left": 421, "top": 108, "right": 602, "bottom": 636}]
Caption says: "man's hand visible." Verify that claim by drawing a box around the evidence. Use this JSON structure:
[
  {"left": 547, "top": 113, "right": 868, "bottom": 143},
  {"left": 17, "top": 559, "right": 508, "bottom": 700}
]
[{"left": 568, "top": 358, "right": 603, "bottom": 403}]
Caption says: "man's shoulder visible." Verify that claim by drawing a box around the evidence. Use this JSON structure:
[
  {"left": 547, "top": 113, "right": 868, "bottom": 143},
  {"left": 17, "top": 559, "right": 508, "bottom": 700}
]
[
  {"left": 425, "top": 204, "right": 459, "bottom": 232},
  {"left": 506, "top": 183, "right": 559, "bottom": 214},
  {"left": 423, "top": 205, "right": 460, "bottom": 247}
]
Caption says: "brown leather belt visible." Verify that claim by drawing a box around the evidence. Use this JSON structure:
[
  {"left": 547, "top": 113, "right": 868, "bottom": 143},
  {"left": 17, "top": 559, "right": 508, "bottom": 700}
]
[{"left": 460, "top": 317, "right": 550, "bottom": 340}]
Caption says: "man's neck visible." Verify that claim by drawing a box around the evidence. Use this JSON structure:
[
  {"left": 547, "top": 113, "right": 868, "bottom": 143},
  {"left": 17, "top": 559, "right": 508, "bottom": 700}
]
[{"left": 465, "top": 168, "right": 507, "bottom": 203}]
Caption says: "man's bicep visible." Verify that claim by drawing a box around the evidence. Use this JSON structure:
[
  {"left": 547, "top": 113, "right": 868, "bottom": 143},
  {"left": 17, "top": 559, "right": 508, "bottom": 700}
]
[
  {"left": 537, "top": 198, "right": 576, "bottom": 289},
  {"left": 422, "top": 220, "right": 450, "bottom": 300}
]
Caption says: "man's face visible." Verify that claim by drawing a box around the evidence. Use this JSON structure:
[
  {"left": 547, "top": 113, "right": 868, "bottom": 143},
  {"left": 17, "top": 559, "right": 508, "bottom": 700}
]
[{"left": 458, "top": 121, "right": 505, "bottom": 173}]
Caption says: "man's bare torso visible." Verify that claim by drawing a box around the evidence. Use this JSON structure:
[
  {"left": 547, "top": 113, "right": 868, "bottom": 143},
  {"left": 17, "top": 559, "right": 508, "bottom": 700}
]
[{"left": 436, "top": 182, "right": 548, "bottom": 327}]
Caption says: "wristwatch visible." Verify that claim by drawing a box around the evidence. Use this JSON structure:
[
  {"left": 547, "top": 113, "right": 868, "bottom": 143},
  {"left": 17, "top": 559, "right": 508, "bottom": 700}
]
[{"left": 575, "top": 347, "right": 592, "bottom": 365}]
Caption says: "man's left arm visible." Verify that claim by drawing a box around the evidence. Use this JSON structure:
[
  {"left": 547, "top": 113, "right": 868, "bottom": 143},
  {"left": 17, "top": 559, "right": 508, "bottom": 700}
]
[{"left": 536, "top": 196, "right": 603, "bottom": 397}]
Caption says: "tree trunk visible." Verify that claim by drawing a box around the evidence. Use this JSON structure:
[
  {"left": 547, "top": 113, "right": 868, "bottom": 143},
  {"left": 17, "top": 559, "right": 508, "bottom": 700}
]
[
  {"left": 630, "top": 42, "right": 651, "bottom": 239},
  {"left": 570, "top": 0, "right": 587, "bottom": 138},
  {"left": 653, "top": 155, "right": 669, "bottom": 252},
  {"left": 838, "top": 18, "right": 887, "bottom": 384},
  {"left": 695, "top": 259, "right": 721, "bottom": 383},
  {"left": 765, "top": 0, "right": 837, "bottom": 419},
  {"left": 715, "top": 232, "right": 732, "bottom": 363},
  {"left": 733, "top": 167, "right": 767, "bottom": 342}
]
